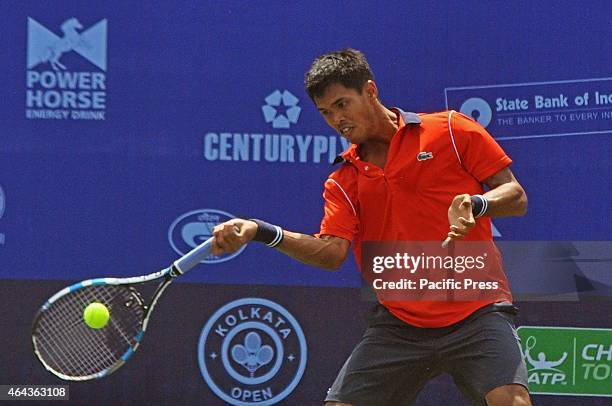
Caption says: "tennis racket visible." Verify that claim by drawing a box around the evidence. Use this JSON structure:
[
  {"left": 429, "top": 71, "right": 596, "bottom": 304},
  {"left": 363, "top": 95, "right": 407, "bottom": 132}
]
[{"left": 32, "top": 237, "right": 214, "bottom": 381}]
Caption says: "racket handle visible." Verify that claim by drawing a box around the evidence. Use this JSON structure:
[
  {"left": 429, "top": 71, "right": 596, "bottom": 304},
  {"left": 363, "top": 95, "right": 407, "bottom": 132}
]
[{"left": 173, "top": 237, "right": 214, "bottom": 274}]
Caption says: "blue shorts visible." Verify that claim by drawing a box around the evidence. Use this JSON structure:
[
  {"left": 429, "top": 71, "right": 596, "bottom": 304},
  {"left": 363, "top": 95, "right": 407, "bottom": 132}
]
[{"left": 325, "top": 303, "right": 528, "bottom": 405}]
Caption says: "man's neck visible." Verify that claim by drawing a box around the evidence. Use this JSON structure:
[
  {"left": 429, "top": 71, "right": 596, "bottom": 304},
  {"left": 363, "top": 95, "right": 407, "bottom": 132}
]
[{"left": 358, "top": 106, "right": 399, "bottom": 164}]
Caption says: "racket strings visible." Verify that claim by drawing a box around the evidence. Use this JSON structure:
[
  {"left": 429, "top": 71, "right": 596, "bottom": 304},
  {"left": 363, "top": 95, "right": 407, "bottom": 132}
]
[
  {"left": 33, "top": 284, "right": 145, "bottom": 379},
  {"left": 36, "top": 288, "right": 119, "bottom": 375}
]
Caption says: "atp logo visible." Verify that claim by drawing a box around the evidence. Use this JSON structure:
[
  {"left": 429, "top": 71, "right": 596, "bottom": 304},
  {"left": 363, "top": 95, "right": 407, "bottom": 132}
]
[
  {"left": 524, "top": 335, "right": 568, "bottom": 386},
  {"left": 168, "top": 209, "right": 246, "bottom": 264},
  {"left": 198, "top": 298, "right": 307, "bottom": 405},
  {"left": 261, "top": 90, "right": 302, "bottom": 129},
  {"left": 26, "top": 17, "right": 107, "bottom": 121},
  {"left": 460, "top": 97, "right": 492, "bottom": 128},
  {"left": 518, "top": 326, "right": 612, "bottom": 396}
]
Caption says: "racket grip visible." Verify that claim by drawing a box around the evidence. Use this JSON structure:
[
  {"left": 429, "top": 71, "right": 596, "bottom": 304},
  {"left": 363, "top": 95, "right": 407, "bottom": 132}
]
[{"left": 173, "top": 237, "right": 214, "bottom": 274}]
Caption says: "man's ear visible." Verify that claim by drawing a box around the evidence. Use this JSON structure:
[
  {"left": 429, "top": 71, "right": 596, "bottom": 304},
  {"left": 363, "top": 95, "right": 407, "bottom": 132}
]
[{"left": 365, "top": 80, "right": 378, "bottom": 99}]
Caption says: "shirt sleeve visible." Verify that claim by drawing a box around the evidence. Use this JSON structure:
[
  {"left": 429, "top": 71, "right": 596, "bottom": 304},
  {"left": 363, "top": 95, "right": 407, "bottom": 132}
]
[
  {"left": 316, "top": 176, "right": 358, "bottom": 242},
  {"left": 450, "top": 111, "right": 513, "bottom": 182}
]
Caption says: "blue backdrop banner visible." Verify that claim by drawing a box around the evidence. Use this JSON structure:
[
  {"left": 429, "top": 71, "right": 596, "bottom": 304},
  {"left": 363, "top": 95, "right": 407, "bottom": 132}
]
[{"left": 1, "top": 1, "right": 611, "bottom": 404}]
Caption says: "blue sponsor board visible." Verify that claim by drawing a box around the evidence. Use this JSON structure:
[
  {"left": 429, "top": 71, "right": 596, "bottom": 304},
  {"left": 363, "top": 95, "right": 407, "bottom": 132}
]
[
  {"left": 445, "top": 78, "right": 612, "bottom": 140},
  {"left": 0, "top": 0, "right": 610, "bottom": 289},
  {"left": 1, "top": 1, "right": 612, "bottom": 404}
]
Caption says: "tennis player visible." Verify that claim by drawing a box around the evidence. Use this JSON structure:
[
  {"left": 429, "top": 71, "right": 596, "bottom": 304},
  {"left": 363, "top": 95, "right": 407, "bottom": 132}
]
[{"left": 212, "top": 49, "right": 530, "bottom": 406}]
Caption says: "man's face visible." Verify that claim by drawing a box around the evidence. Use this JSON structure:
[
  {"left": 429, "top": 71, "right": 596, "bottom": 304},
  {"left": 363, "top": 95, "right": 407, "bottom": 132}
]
[{"left": 314, "top": 82, "right": 377, "bottom": 144}]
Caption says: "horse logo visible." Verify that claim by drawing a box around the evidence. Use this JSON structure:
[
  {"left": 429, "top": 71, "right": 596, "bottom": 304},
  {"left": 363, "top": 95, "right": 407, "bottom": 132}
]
[
  {"left": 27, "top": 17, "right": 107, "bottom": 71},
  {"left": 43, "top": 18, "right": 89, "bottom": 70}
]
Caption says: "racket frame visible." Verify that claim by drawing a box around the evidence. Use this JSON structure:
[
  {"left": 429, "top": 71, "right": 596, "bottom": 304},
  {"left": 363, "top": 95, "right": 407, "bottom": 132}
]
[
  {"left": 32, "top": 237, "right": 214, "bottom": 381},
  {"left": 31, "top": 266, "right": 179, "bottom": 380}
]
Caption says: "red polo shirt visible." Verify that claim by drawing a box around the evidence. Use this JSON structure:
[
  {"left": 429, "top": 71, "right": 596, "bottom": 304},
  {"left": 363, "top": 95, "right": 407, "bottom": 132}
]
[{"left": 318, "top": 109, "right": 513, "bottom": 327}]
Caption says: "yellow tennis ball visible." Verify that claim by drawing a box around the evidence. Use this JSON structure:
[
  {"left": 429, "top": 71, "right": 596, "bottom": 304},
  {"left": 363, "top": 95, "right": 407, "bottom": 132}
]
[{"left": 83, "top": 302, "right": 110, "bottom": 329}]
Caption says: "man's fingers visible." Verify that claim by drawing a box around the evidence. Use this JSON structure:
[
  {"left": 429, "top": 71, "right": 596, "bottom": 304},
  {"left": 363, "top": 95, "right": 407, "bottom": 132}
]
[
  {"left": 441, "top": 231, "right": 467, "bottom": 247},
  {"left": 459, "top": 195, "right": 472, "bottom": 209},
  {"left": 441, "top": 233, "right": 463, "bottom": 247},
  {"left": 211, "top": 222, "right": 244, "bottom": 255},
  {"left": 451, "top": 194, "right": 471, "bottom": 207},
  {"left": 441, "top": 237, "right": 451, "bottom": 248},
  {"left": 457, "top": 217, "right": 475, "bottom": 228},
  {"left": 442, "top": 226, "right": 469, "bottom": 248},
  {"left": 460, "top": 218, "right": 475, "bottom": 227},
  {"left": 445, "top": 195, "right": 475, "bottom": 245},
  {"left": 448, "top": 219, "right": 474, "bottom": 233},
  {"left": 450, "top": 225, "right": 465, "bottom": 234},
  {"left": 447, "top": 231, "right": 464, "bottom": 240},
  {"left": 213, "top": 227, "right": 225, "bottom": 246},
  {"left": 211, "top": 237, "right": 223, "bottom": 256},
  {"left": 452, "top": 193, "right": 469, "bottom": 203},
  {"left": 450, "top": 223, "right": 474, "bottom": 236}
]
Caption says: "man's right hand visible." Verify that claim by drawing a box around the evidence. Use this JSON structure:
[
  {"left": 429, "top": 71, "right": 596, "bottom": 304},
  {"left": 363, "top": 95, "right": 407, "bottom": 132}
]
[{"left": 212, "top": 219, "right": 258, "bottom": 256}]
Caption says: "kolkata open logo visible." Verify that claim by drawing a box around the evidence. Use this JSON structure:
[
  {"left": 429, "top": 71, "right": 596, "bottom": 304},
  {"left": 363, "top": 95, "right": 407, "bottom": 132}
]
[{"left": 198, "top": 298, "right": 307, "bottom": 405}]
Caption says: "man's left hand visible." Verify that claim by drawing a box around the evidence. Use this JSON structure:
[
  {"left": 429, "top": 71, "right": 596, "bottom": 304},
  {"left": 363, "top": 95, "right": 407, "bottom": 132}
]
[{"left": 442, "top": 194, "right": 476, "bottom": 247}]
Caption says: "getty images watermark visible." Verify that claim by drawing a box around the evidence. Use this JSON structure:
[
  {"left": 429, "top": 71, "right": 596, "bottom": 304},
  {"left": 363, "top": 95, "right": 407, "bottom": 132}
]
[
  {"left": 362, "top": 241, "right": 508, "bottom": 302},
  {"left": 362, "top": 241, "right": 612, "bottom": 302}
]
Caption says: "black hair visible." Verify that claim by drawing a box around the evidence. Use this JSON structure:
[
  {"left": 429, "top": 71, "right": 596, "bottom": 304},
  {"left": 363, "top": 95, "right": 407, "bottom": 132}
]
[{"left": 304, "top": 48, "right": 374, "bottom": 100}]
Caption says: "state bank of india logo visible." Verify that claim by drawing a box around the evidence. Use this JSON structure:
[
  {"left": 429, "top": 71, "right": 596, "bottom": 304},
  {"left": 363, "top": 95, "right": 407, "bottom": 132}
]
[
  {"left": 460, "top": 97, "right": 492, "bottom": 128},
  {"left": 26, "top": 17, "right": 107, "bottom": 121},
  {"left": 198, "top": 298, "right": 307, "bottom": 405},
  {"left": 168, "top": 209, "right": 246, "bottom": 263},
  {"left": 261, "top": 90, "right": 302, "bottom": 129}
]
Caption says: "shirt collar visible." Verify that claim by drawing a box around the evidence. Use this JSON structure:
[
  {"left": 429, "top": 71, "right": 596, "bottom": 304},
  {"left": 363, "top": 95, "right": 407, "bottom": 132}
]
[
  {"left": 396, "top": 108, "right": 422, "bottom": 125},
  {"left": 332, "top": 108, "right": 421, "bottom": 165}
]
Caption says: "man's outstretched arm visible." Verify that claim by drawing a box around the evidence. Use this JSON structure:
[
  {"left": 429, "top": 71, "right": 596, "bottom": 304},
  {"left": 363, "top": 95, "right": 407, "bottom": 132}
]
[{"left": 211, "top": 218, "right": 351, "bottom": 271}]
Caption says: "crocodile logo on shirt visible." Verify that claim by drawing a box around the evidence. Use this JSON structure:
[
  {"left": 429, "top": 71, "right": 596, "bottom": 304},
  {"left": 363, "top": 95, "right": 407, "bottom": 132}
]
[{"left": 417, "top": 151, "right": 434, "bottom": 161}]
